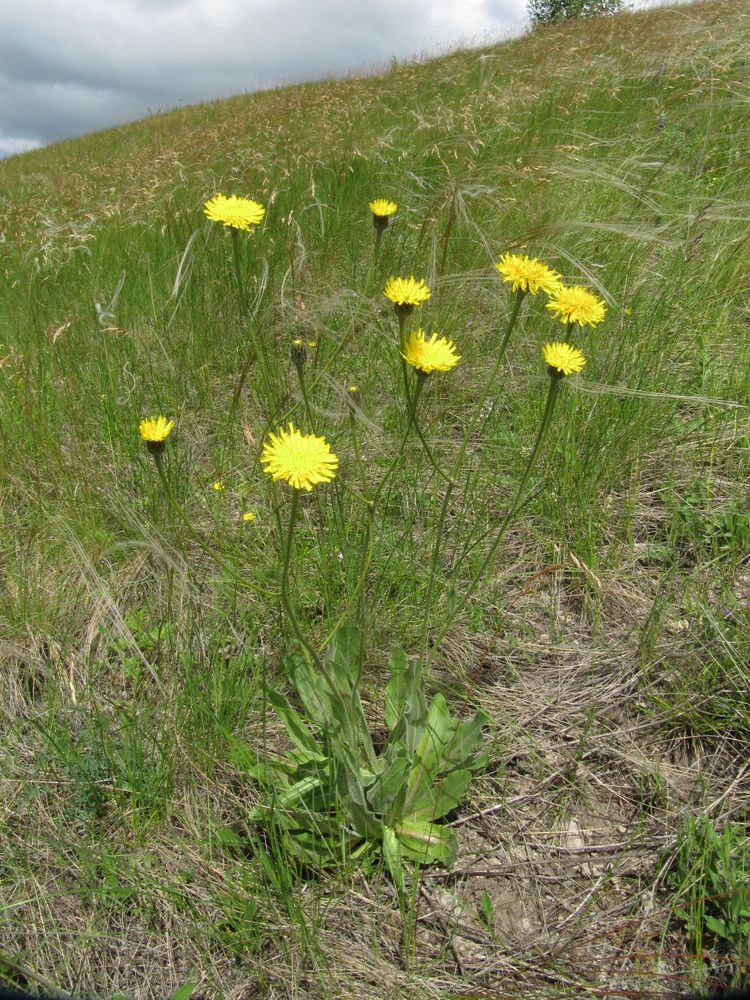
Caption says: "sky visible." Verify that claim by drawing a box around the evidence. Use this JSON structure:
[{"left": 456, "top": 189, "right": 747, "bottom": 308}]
[{"left": 0, "top": 0, "right": 529, "bottom": 158}]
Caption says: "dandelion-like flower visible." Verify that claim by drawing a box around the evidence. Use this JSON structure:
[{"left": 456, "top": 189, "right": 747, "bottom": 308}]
[
  {"left": 543, "top": 342, "right": 587, "bottom": 377},
  {"left": 384, "top": 275, "right": 431, "bottom": 316},
  {"left": 139, "top": 416, "right": 174, "bottom": 455},
  {"left": 402, "top": 329, "right": 460, "bottom": 376},
  {"left": 243, "top": 511, "right": 256, "bottom": 522},
  {"left": 546, "top": 285, "right": 606, "bottom": 328},
  {"left": 139, "top": 416, "right": 174, "bottom": 442},
  {"left": 203, "top": 193, "right": 265, "bottom": 232},
  {"left": 495, "top": 253, "right": 561, "bottom": 295},
  {"left": 213, "top": 481, "right": 225, "bottom": 491},
  {"left": 369, "top": 199, "right": 398, "bottom": 218},
  {"left": 261, "top": 422, "right": 339, "bottom": 492}
]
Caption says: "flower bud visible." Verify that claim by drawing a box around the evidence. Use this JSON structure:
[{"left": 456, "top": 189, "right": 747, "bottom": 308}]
[
  {"left": 290, "top": 337, "right": 307, "bottom": 368},
  {"left": 346, "top": 384, "right": 361, "bottom": 412}
]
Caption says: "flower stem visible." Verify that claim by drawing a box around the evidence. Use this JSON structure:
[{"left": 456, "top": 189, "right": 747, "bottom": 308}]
[
  {"left": 397, "top": 314, "right": 413, "bottom": 411},
  {"left": 364, "top": 228, "right": 382, "bottom": 299},
  {"left": 418, "top": 289, "right": 525, "bottom": 668},
  {"left": 227, "top": 230, "right": 274, "bottom": 424},
  {"left": 281, "top": 490, "right": 375, "bottom": 766},
  {"left": 427, "top": 373, "right": 562, "bottom": 666},
  {"left": 317, "top": 499, "right": 374, "bottom": 653},
  {"left": 295, "top": 363, "right": 315, "bottom": 430},
  {"left": 349, "top": 412, "right": 368, "bottom": 496},
  {"left": 280, "top": 491, "right": 330, "bottom": 682},
  {"left": 230, "top": 229, "right": 246, "bottom": 318},
  {"left": 412, "top": 411, "right": 455, "bottom": 486},
  {"left": 372, "top": 373, "right": 425, "bottom": 506}
]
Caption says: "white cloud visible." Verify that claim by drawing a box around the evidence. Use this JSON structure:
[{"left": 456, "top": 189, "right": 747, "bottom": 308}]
[
  {"left": 0, "top": 0, "right": 527, "bottom": 155},
  {"left": 0, "top": 135, "right": 43, "bottom": 157}
]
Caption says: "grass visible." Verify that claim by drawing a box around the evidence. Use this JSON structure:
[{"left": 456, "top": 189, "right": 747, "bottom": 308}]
[{"left": 1, "top": 0, "right": 750, "bottom": 996}]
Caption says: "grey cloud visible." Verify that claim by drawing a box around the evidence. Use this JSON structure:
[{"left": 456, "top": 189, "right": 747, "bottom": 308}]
[{"left": 0, "top": 0, "right": 528, "bottom": 156}]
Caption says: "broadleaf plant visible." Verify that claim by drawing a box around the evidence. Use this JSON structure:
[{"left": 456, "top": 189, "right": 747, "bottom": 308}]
[{"left": 241, "top": 624, "right": 487, "bottom": 883}]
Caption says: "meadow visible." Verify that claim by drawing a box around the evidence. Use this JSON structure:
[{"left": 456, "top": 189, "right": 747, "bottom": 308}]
[{"left": 1, "top": 1, "right": 749, "bottom": 996}]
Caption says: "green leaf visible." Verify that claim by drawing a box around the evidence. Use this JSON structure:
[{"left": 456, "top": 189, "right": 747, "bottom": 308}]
[
  {"left": 446, "top": 587, "right": 458, "bottom": 620},
  {"left": 479, "top": 890, "right": 494, "bottom": 928},
  {"left": 287, "top": 652, "right": 336, "bottom": 730},
  {"left": 406, "top": 769, "right": 473, "bottom": 822},
  {"left": 704, "top": 914, "right": 728, "bottom": 940},
  {"left": 393, "top": 819, "right": 458, "bottom": 867},
  {"left": 367, "top": 748, "right": 410, "bottom": 814},
  {"left": 443, "top": 709, "right": 489, "bottom": 771},
  {"left": 168, "top": 983, "right": 198, "bottom": 1000},
  {"left": 265, "top": 685, "right": 326, "bottom": 762},
  {"left": 250, "top": 773, "right": 325, "bottom": 821},
  {"left": 384, "top": 647, "right": 407, "bottom": 731},
  {"left": 324, "top": 623, "right": 361, "bottom": 694},
  {"left": 406, "top": 693, "right": 457, "bottom": 797},
  {"left": 339, "top": 761, "right": 382, "bottom": 839},
  {"left": 384, "top": 651, "right": 427, "bottom": 751},
  {"left": 282, "top": 829, "right": 342, "bottom": 866},
  {"left": 383, "top": 826, "right": 405, "bottom": 895}
]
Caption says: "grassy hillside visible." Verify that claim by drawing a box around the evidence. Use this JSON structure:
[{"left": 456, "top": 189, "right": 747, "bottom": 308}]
[{"left": 1, "top": 1, "right": 750, "bottom": 997}]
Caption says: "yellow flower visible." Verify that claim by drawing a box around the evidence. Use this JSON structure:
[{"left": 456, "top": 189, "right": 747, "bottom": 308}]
[
  {"left": 139, "top": 416, "right": 174, "bottom": 443},
  {"left": 203, "top": 193, "right": 265, "bottom": 231},
  {"left": 384, "top": 275, "right": 431, "bottom": 308},
  {"left": 546, "top": 285, "right": 606, "bottom": 327},
  {"left": 213, "top": 481, "right": 225, "bottom": 491},
  {"left": 495, "top": 253, "right": 561, "bottom": 295},
  {"left": 402, "top": 329, "right": 460, "bottom": 375},
  {"left": 261, "top": 422, "right": 339, "bottom": 492},
  {"left": 543, "top": 342, "right": 587, "bottom": 377},
  {"left": 307, "top": 340, "right": 317, "bottom": 348},
  {"left": 243, "top": 511, "right": 256, "bottom": 522},
  {"left": 369, "top": 199, "right": 397, "bottom": 217}
]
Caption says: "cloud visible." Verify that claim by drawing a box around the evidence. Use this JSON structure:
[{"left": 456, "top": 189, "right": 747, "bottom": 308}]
[
  {"left": 0, "top": 135, "right": 43, "bottom": 157},
  {"left": 0, "top": 0, "right": 527, "bottom": 156}
]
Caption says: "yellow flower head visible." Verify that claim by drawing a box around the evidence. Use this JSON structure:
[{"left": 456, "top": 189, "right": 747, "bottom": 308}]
[
  {"left": 369, "top": 199, "right": 398, "bottom": 217},
  {"left": 495, "top": 253, "right": 561, "bottom": 295},
  {"left": 203, "top": 193, "right": 265, "bottom": 232},
  {"left": 261, "top": 422, "right": 339, "bottom": 492},
  {"left": 384, "top": 275, "right": 431, "bottom": 310},
  {"left": 139, "top": 416, "right": 174, "bottom": 443},
  {"left": 546, "top": 285, "right": 606, "bottom": 328},
  {"left": 543, "top": 342, "right": 587, "bottom": 377},
  {"left": 402, "top": 329, "right": 460, "bottom": 376},
  {"left": 243, "top": 511, "right": 256, "bottom": 522},
  {"left": 213, "top": 481, "right": 225, "bottom": 491}
]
